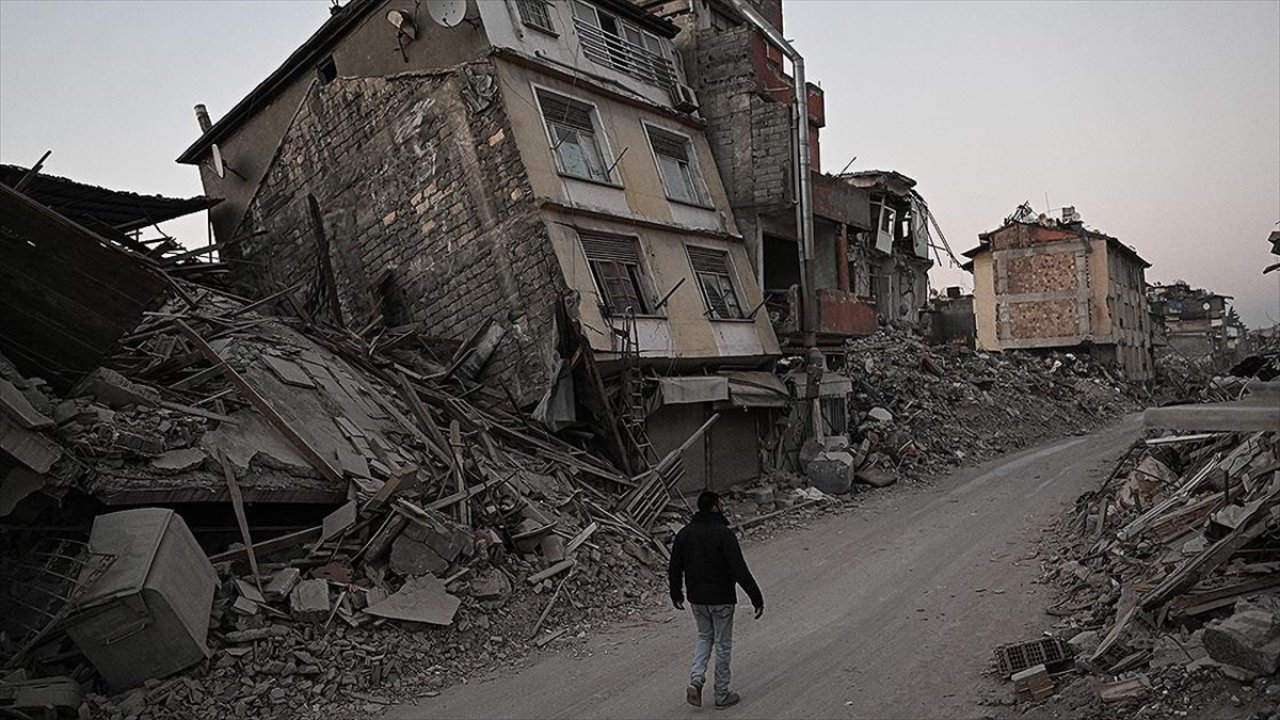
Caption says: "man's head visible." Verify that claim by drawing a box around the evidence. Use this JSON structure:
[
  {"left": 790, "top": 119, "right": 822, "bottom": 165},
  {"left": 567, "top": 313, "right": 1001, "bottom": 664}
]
[{"left": 697, "top": 490, "right": 721, "bottom": 514}]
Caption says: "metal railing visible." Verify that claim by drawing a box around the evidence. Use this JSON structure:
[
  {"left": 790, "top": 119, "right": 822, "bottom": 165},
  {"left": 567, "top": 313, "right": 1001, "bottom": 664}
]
[{"left": 574, "top": 19, "right": 676, "bottom": 91}]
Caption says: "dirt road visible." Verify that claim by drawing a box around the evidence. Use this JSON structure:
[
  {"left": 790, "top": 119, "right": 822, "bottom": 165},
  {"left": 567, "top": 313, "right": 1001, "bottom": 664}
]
[{"left": 383, "top": 414, "right": 1142, "bottom": 720}]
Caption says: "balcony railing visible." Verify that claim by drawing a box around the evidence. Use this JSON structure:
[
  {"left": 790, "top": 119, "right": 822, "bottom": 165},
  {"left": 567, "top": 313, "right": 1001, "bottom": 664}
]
[{"left": 574, "top": 19, "right": 676, "bottom": 91}]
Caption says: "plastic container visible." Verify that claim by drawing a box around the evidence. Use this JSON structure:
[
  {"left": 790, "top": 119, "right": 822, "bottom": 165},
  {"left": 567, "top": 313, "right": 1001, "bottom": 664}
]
[{"left": 63, "top": 508, "right": 216, "bottom": 691}]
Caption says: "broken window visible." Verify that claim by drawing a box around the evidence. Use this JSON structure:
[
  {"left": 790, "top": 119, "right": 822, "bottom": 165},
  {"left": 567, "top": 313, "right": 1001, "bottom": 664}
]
[
  {"left": 536, "top": 89, "right": 613, "bottom": 183},
  {"left": 578, "top": 231, "right": 652, "bottom": 316},
  {"left": 687, "top": 246, "right": 744, "bottom": 320},
  {"left": 646, "top": 125, "right": 710, "bottom": 206},
  {"left": 516, "top": 0, "right": 555, "bottom": 34}
]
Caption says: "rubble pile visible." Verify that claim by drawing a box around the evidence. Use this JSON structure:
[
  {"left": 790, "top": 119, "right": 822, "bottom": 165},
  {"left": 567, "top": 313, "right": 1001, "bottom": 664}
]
[
  {"left": 841, "top": 329, "right": 1142, "bottom": 483},
  {"left": 0, "top": 286, "right": 691, "bottom": 720},
  {"left": 1001, "top": 423, "right": 1280, "bottom": 717}
]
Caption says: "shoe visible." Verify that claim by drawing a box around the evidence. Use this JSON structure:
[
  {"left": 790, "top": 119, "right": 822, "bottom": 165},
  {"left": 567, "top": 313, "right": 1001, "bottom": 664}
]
[
  {"left": 715, "top": 691, "right": 740, "bottom": 709},
  {"left": 686, "top": 683, "right": 702, "bottom": 707}
]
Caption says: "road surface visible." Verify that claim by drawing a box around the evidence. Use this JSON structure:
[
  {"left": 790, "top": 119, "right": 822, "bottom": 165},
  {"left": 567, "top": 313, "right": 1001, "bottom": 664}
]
[{"left": 383, "top": 414, "right": 1142, "bottom": 720}]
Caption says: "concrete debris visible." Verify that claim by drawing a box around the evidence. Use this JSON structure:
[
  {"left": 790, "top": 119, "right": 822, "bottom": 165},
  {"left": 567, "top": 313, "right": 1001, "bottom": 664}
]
[
  {"left": 288, "top": 579, "right": 331, "bottom": 623},
  {"left": 1011, "top": 399, "right": 1280, "bottom": 715}
]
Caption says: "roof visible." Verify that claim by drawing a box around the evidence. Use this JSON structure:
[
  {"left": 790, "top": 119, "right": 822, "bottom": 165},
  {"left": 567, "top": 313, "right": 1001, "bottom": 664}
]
[
  {"left": 968, "top": 220, "right": 1151, "bottom": 269},
  {"left": 176, "top": 0, "right": 382, "bottom": 164},
  {"left": 0, "top": 164, "right": 219, "bottom": 232},
  {"left": 177, "top": 0, "right": 678, "bottom": 165}
]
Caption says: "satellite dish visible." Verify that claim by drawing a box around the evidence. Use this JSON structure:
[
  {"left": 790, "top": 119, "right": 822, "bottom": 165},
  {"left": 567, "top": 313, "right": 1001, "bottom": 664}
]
[
  {"left": 211, "top": 143, "right": 226, "bottom": 179},
  {"left": 427, "top": 0, "right": 466, "bottom": 27}
]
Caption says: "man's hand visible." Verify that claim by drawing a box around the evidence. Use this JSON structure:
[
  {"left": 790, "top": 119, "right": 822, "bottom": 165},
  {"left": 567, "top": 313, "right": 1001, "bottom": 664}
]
[{"left": 753, "top": 606, "right": 764, "bottom": 620}]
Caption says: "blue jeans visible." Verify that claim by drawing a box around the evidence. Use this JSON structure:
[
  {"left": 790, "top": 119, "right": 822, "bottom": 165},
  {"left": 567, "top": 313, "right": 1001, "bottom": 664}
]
[{"left": 689, "top": 603, "right": 734, "bottom": 699}]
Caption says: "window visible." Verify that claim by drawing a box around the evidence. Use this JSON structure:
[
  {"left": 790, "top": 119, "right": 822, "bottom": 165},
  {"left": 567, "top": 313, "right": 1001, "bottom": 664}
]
[
  {"left": 317, "top": 56, "right": 337, "bottom": 84},
  {"left": 571, "top": 0, "right": 677, "bottom": 90},
  {"left": 536, "top": 89, "right": 613, "bottom": 183},
  {"left": 579, "top": 232, "right": 652, "bottom": 315},
  {"left": 516, "top": 0, "right": 555, "bottom": 34},
  {"left": 687, "top": 246, "right": 744, "bottom": 319},
  {"left": 646, "top": 125, "right": 710, "bottom": 206}
]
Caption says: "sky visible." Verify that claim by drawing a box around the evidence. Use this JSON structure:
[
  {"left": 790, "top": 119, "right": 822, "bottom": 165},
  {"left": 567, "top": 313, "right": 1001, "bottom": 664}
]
[{"left": 2, "top": 0, "right": 1278, "bottom": 326}]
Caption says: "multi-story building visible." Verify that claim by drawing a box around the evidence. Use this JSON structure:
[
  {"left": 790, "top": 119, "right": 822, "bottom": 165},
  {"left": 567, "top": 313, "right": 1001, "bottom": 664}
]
[
  {"left": 1148, "top": 282, "right": 1242, "bottom": 366},
  {"left": 963, "top": 207, "right": 1154, "bottom": 381},
  {"left": 175, "top": 0, "right": 785, "bottom": 490}
]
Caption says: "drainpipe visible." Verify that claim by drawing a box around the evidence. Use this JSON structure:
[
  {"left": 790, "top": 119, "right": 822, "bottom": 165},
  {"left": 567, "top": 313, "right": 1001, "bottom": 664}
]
[{"left": 723, "top": 0, "right": 817, "bottom": 349}]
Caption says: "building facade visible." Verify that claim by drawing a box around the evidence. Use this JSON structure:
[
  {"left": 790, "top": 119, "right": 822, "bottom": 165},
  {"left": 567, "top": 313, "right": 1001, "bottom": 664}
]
[
  {"left": 964, "top": 211, "right": 1154, "bottom": 381},
  {"left": 176, "top": 0, "right": 784, "bottom": 490}
]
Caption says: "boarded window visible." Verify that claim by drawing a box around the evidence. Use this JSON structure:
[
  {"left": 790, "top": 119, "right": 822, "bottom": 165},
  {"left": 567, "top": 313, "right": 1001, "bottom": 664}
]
[
  {"left": 516, "top": 0, "right": 555, "bottom": 33},
  {"left": 688, "top": 246, "right": 744, "bottom": 320},
  {"left": 537, "top": 90, "right": 611, "bottom": 182},
  {"left": 579, "top": 232, "right": 651, "bottom": 315},
  {"left": 647, "top": 126, "right": 709, "bottom": 206}
]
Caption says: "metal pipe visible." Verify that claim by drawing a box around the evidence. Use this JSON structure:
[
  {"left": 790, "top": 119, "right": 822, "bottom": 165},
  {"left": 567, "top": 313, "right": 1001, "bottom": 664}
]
[{"left": 723, "top": 0, "right": 817, "bottom": 347}]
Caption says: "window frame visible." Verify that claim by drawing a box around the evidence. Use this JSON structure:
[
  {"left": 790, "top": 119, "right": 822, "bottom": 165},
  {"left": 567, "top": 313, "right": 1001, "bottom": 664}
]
[
  {"left": 532, "top": 85, "right": 621, "bottom": 186},
  {"left": 576, "top": 230, "right": 661, "bottom": 318},
  {"left": 643, "top": 122, "right": 713, "bottom": 209},
  {"left": 515, "top": 0, "right": 557, "bottom": 35},
  {"left": 685, "top": 244, "right": 749, "bottom": 321}
]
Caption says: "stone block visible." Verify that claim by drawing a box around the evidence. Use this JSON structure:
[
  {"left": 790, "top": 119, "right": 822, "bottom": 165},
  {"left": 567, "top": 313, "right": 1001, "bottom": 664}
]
[
  {"left": 390, "top": 533, "right": 449, "bottom": 577},
  {"left": 1203, "top": 608, "right": 1280, "bottom": 676},
  {"left": 805, "top": 450, "right": 855, "bottom": 495},
  {"left": 289, "top": 579, "right": 330, "bottom": 623}
]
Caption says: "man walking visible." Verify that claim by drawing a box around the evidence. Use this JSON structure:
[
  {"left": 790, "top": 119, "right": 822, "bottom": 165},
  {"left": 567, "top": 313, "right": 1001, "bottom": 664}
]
[{"left": 668, "top": 491, "right": 764, "bottom": 709}]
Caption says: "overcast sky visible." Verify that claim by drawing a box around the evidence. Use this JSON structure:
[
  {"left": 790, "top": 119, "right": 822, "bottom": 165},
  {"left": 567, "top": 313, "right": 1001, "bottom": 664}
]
[{"left": 2, "top": 0, "right": 1277, "bottom": 326}]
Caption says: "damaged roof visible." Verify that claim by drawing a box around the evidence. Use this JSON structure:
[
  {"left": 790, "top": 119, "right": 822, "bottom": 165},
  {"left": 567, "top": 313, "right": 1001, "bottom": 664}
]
[
  {"left": 176, "top": 0, "right": 678, "bottom": 165},
  {"left": 0, "top": 164, "right": 218, "bottom": 233},
  {"left": 965, "top": 220, "right": 1151, "bottom": 269}
]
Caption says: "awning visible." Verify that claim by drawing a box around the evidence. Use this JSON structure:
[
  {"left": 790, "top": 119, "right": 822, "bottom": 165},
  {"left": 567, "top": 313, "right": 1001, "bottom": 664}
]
[
  {"left": 724, "top": 371, "right": 790, "bottom": 408},
  {"left": 658, "top": 376, "right": 729, "bottom": 405}
]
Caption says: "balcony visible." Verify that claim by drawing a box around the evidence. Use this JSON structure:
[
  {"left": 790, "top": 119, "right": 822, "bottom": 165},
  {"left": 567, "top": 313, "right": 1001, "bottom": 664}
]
[
  {"left": 768, "top": 287, "right": 878, "bottom": 341},
  {"left": 574, "top": 19, "right": 677, "bottom": 91}
]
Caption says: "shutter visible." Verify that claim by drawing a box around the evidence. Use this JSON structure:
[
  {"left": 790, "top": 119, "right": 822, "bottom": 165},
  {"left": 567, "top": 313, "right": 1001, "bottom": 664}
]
[
  {"left": 647, "top": 127, "right": 689, "bottom": 162},
  {"left": 579, "top": 232, "right": 640, "bottom": 263},
  {"left": 538, "top": 91, "right": 594, "bottom": 133},
  {"left": 687, "top": 247, "right": 729, "bottom": 275}
]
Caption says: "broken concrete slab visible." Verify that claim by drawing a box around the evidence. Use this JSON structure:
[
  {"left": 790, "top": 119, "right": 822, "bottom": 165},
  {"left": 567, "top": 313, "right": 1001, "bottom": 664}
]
[
  {"left": 470, "top": 569, "right": 511, "bottom": 602},
  {"left": 1202, "top": 607, "right": 1280, "bottom": 676},
  {"left": 262, "top": 355, "right": 316, "bottom": 389},
  {"left": 389, "top": 533, "right": 449, "bottom": 577},
  {"left": 401, "top": 508, "right": 472, "bottom": 562},
  {"left": 76, "top": 368, "right": 159, "bottom": 409},
  {"left": 0, "top": 415, "right": 62, "bottom": 473},
  {"left": 263, "top": 567, "right": 301, "bottom": 602},
  {"left": 0, "top": 379, "right": 54, "bottom": 429},
  {"left": 150, "top": 448, "right": 207, "bottom": 473},
  {"left": 866, "top": 407, "right": 893, "bottom": 424},
  {"left": 289, "top": 579, "right": 330, "bottom": 623},
  {"left": 364, "top": 575, "right": 459, "bottom": 626}
]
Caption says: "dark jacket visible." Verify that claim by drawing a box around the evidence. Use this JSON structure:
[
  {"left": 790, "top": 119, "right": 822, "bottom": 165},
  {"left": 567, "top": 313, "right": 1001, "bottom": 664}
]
[{"left": 668, "top": 511, "right": 764, "bottom": 608}]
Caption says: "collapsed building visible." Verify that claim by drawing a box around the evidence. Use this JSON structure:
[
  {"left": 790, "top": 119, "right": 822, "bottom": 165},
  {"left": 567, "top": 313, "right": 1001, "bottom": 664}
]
[
  {"left": 637, "top": 0, "right": 945, "bottom": 360},
  {"left": 963, "top": 205, "right": 1155, "bottom": 381},
  {"left": 1148, "top": 282, "right": 1243, "bottom": 368},
  {"left": 174, "top": 0, "right": 797, "bottom": 492}
]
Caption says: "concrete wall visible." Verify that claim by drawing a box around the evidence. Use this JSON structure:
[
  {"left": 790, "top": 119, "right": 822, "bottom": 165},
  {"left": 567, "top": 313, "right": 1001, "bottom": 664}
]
[
  {"left": 228, "top": 64, "right": 563, "bottom": 403},
  {"left": 972, "top": 251, "right": 998, "bottom": 350},
  {"left": 188, "top": 0, "right": 491, "bottom": 243}
]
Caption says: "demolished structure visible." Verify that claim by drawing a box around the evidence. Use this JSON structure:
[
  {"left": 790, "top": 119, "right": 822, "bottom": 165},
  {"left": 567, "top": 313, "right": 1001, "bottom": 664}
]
[
  {"left": 174, "top": 0, "right": 791, "bottom": 491},
  {"left": 963, "top": 205, "right": 1155, "bottom": 381},
  {"left": 1148, "top": 281, "right": 1243, "bottom": 370}
]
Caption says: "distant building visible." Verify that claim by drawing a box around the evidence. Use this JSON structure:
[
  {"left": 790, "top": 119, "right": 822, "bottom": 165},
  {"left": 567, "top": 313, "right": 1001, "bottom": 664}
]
[
  {"left": 1148, "top": 282, "right": 1242, "bottom": 366},
  {"left": 962, "top": 207, "right": 1154, "bottom": 381}
]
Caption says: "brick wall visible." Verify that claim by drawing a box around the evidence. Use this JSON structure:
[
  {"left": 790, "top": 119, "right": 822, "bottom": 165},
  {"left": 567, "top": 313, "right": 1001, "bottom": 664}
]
[
  {"left": 1005, "top": 253, "right": 1077, "bottom": 294},
  {"left": 1008, "top": 299, "right": 1079, "bottom": 338},
  {"left": 229, "top": 64, "right": 563, "bottom": 402}
]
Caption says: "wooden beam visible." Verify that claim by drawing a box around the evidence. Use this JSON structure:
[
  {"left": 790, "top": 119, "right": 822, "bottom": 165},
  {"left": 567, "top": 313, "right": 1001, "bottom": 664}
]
[
  {"left": 175, "top": 319, "right": 343, "bottom": 484},
  {"left": 207, "top": 525, "right": 322, "bottom": 564},
  {"left": 217, "top": 449, "right": 263, "bottom": 592}
]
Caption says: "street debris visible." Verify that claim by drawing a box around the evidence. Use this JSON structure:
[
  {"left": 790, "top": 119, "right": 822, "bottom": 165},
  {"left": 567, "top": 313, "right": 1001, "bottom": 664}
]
[{"left": 992, "top": 372, "right": 1280, "bottom": 716}]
